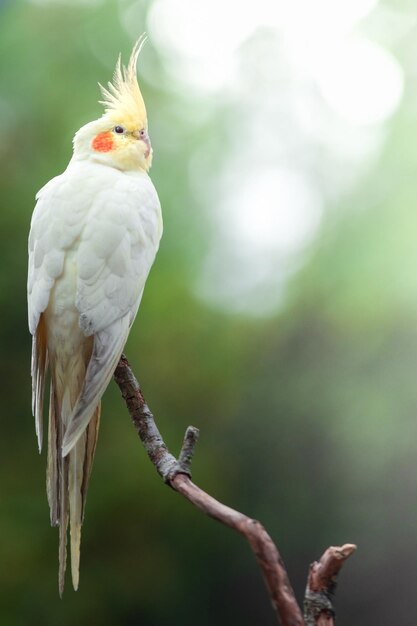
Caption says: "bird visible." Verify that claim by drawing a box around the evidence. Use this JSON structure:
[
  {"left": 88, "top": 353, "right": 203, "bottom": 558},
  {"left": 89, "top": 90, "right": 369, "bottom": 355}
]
[{"left": 27, "top": 36, "right": 162, "bottom": 595}]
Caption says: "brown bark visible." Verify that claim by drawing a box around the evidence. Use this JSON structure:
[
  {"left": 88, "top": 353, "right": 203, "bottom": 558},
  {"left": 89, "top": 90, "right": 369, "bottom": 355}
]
[{"left": 303, "top": 544, "right": 357, "bottom": 625}]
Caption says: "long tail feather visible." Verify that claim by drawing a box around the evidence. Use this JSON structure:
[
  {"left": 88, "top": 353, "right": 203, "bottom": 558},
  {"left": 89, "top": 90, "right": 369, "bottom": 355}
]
[
  {"left": 47, "top": 339, "right": 99, "bottom": 594},
  {"left": 47, "top": 384, "right": 59, "bottom": 526},
  {"left": 58, "top": 455, "right": 69, "bottom": 598},
  {"left": 82, "top": 403, "right": 101, "bottom": 520},
  {"left": 69, "top": 432, "right": 86, "bottom": 591},
  {"left": 68, "top": 403, "right": 101, "bottom": 590},
  {"left": 32, "top": 315, "right": 48, "bottom": 453}
]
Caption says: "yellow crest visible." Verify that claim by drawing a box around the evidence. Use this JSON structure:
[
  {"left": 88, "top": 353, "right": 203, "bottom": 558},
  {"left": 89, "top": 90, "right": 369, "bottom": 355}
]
[{"left": 99, "top": 35, "right": 148, "bottom": 128}]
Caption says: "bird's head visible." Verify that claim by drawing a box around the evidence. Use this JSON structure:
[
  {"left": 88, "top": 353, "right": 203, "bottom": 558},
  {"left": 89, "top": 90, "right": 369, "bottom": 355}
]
[{"left": 73, "top": 36, "right": 152, "bottom": 172}]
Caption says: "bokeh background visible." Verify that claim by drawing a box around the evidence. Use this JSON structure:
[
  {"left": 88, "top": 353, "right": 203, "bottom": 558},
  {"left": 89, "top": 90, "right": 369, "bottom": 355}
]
[{"left": 1, "top": 0, "right": 417, "bottom": 624}]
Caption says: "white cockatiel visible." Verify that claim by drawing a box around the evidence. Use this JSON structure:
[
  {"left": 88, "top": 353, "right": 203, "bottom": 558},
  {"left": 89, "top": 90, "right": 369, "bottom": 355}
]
[{"left": 27, "top": 37, "right": 162, "bottom": 594}]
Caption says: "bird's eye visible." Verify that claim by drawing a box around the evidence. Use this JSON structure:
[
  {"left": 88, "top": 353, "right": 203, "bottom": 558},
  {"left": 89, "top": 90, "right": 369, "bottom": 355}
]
[
  {"left": 114, "top": 126, "right": 125, "bottom": 134},
  {"left": 139, "top": 129, "right": 146, "bottom": 137}
]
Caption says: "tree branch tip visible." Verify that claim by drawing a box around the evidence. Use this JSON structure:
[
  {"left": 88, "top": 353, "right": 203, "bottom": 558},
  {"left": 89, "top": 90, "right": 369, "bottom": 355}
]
[
  {"left": 174, "top": 425, "right": 200, "bottom": 477},
  {"left": 306, "top": 541, "right": 357, "bottom": 609},
  {"left": 323, "top": 543, "right": 357, "bottom": 564},
  {"left": 336, "top": 543, "right": 357, "bottom": 559},
  {"left": 316, "top": 542, "right": 357, "bottom": 565},
  {"left": 185, "top": 425, "right": 200, "bottom": 439}
]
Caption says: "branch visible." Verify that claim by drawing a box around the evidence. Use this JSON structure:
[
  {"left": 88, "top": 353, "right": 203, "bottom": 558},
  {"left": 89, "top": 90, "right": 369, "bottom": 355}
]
[
  {"left": 113, "top": 354, "right": 355, "bottom": 626},
  {"left": 304, "top": 544, "right": 357, "bottom": 625},
  {"left": 114, "top": 354, "right": 303, "bottom": 625}
]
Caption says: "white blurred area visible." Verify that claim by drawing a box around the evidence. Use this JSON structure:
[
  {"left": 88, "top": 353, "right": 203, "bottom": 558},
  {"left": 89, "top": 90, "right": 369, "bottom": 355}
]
[
  {"left": 143, "top": 0, "right": 406, "bottom": 314},
  {"left": 143, "top": 0, "right": 405, "bottom": 314}
]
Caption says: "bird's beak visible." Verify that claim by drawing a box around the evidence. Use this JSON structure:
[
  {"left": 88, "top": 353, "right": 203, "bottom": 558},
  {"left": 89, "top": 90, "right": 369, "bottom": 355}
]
[{"left": 133, "top": 129, "right": 151, "bottom": 158}]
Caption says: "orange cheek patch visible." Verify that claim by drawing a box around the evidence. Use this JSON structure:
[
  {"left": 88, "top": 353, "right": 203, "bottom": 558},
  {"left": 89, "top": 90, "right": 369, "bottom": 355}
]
[{"left": 92, "top": 132, "right": 114, "bottom": 152}]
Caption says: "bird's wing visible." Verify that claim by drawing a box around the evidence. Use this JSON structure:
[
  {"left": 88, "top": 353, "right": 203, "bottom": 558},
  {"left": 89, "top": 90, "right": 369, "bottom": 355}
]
[
  {"left": 76, "top": 177, "right": 162, "bottom": 334},
  {"left": 62, "top": 178, "right": 162, "bottom": 455},
  {"left": 28, "top": 173, "right": 85, "bottom": 450},
  {"left": 28, "top": 175, "right": 70, "bottom": 335}
]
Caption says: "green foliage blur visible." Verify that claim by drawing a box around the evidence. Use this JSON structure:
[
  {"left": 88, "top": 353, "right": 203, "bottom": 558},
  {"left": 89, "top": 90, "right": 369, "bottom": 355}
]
[{"left": 1, "top": 1, "right": 417, "bottom": 624}]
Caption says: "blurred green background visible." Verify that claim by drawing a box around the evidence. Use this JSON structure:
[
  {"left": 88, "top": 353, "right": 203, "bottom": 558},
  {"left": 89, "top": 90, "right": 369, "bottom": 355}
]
[{"left": 1, "top": 0, "right": 417, "bottom": 624}]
